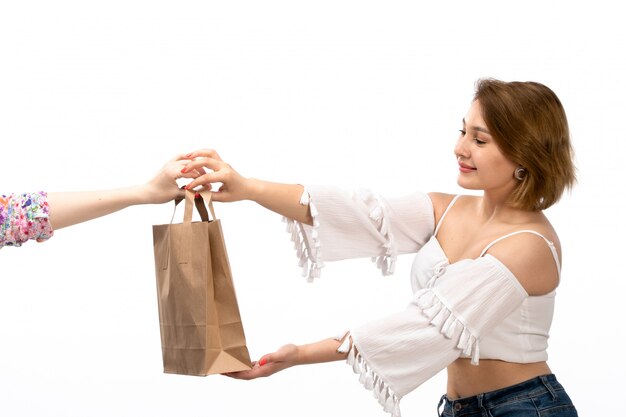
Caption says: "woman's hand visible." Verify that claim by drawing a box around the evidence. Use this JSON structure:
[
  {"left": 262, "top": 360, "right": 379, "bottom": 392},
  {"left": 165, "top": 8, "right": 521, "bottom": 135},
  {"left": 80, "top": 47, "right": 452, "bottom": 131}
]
[
  {"left": 179, "top": 149, "right": 256, "bottom": 202},
  {"left": 180, "top": 148, "right": 311, "bottom": 224},
  {"left": 222, "top": 338, "right": 349, "bottom": 380},
  {"left": 47, "top": 156, "right": 202, "bottom": 229},
  {"left": 142, "top": 156, "right": 201, "bottom": 204},
  {"left": 223, "top": 344, "right": 299, "bottom": 380}
]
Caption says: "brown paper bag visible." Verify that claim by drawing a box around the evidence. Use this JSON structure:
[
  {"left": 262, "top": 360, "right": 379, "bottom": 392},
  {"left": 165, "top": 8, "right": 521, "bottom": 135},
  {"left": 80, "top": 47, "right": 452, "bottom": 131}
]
[{"left": 152, "top": 190, "right": 252, "bottom": 376}]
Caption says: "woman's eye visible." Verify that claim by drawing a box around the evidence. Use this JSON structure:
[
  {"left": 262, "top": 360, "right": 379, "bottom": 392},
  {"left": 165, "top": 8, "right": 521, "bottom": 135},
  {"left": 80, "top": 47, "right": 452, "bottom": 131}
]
[{"left": 459, "top": 129, "right": 486, "bottom": 144}]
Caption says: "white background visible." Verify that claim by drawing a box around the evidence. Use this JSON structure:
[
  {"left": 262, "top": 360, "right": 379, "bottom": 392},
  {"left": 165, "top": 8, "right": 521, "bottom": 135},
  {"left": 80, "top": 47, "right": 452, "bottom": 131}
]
[{"left": 1, "top": 1, "right": 623, "bottom": 416}]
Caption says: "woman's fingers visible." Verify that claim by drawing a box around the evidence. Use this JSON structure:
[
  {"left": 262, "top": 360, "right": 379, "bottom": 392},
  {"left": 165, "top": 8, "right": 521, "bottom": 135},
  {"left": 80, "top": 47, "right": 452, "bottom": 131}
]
[
  {"left": 184, "top": 170, "right": 224, "bottom": 191},
  {"left": 182, "top": 149, "right": 223, "bottom": 162},
  {"left": 173, "top": 150, "right": 249, "bottom": 202},
  {"left": 222, "top": 359, "right": 285, "bottom": 380},
  {"left": 181, "top": 157, "right": 219, "bottom": 172}
]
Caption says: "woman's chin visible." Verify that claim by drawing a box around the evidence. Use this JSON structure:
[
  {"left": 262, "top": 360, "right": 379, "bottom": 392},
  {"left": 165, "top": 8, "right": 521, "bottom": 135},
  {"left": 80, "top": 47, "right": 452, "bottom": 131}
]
[{"left": 456, "top": 178, "right": 479, "bottom": 190}]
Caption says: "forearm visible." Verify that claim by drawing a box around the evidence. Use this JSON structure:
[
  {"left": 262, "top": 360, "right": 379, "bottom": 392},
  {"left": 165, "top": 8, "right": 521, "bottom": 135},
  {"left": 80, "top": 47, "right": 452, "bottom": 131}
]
[
  {"left": 225, "top": 336, "right": 349, "bottom": 380},
  {"left": 180, "top": 150, "right": 313, "bottom": 225},
  {"left": 247, "top": 179, "right": 313, "bottom": 226},
  {"left": 296, "top": 337, "right": 349, "bottom": 365},
  {"left": 47, "top": 186, "right": 150, "bottom": 230}
]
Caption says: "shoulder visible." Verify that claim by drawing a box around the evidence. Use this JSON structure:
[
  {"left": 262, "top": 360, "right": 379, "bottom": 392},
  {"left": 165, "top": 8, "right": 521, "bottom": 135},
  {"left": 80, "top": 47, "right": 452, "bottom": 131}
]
[
  {"left": 428, "top": 193, "right": 478, "bottom": 224},
  {"left": 427, "top": 192, "right": 455, "bottom": 209},
  {"left": 427, "top": 192, "right": 455, "bottom": 216},
  {"left": 484, "top": 221, "right": 562, "bottom": 295},
  {"left": 428, "top": 192, "right": 455, "bottom": 226}
]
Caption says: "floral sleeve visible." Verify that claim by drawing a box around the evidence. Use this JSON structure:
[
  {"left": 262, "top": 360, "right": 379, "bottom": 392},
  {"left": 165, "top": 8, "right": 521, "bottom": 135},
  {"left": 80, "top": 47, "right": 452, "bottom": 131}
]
[{"left": 0, "top": 192, "right": 54, "bottom": 248}]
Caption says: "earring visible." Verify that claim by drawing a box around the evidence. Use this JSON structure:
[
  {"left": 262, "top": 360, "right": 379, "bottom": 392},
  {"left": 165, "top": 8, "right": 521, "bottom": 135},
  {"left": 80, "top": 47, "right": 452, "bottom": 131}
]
[{"left": 514, "top": 167, "right": 526, "bottom": 181}]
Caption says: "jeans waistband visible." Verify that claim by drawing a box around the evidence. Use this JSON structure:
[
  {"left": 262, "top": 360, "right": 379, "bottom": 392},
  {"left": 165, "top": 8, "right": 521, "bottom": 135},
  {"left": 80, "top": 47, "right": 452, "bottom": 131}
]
[{"left": 437, "top": 374, "right": 563, "bottom": 416}]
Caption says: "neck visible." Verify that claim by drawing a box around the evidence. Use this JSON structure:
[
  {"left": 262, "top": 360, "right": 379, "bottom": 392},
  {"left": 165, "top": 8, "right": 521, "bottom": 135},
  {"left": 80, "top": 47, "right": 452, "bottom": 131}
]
[{"left": 478, "top": 190, "right": 516, "bottom": 222}]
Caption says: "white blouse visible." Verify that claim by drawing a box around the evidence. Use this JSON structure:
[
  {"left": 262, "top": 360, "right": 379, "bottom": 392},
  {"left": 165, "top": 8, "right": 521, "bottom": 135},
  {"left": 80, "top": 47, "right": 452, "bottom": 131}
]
[{"left": 284, "top": 186, "right": 555, "bottom": 417}]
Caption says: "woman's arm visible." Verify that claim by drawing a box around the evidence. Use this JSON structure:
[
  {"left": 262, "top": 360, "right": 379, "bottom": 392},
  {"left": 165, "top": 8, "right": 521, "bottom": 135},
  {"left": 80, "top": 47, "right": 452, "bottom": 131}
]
[
  {"left": 47, "top": 157, "right": 199, "bottom": 230},
  {"left": 223, "top": 338, "right": 348, "bottom": 380},
  {"left": 181, "top": 149, "right": 312, "bottom": 225},
  {"left": 182, "top": 149, "right": 435, "bottom": 280}
]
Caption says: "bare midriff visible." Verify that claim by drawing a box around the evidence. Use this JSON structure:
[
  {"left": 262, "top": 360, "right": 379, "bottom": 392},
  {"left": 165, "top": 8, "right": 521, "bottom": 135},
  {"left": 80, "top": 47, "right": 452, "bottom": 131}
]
[{"left": 446, "top": 358, "right": 552, "bottom": 399}]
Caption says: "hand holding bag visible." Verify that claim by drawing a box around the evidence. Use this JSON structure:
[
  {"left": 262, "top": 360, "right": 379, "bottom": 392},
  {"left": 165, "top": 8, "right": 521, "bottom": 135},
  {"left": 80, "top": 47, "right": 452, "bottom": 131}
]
[{"left": 152, "top": 190, "right": 252, "bottom": 376}]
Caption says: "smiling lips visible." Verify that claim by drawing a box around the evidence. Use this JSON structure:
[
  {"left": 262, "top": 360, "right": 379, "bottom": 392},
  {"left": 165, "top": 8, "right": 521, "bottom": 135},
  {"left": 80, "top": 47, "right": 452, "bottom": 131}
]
[{"left": 458, "top": 161, "right": 477, "bottom": 173}]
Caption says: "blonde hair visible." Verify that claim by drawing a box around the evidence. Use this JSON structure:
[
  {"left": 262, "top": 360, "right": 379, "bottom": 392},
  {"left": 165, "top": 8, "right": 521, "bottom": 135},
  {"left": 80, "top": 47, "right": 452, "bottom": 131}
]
[{"left": 474, "top": 78, "right": 576, "bottom": 210}]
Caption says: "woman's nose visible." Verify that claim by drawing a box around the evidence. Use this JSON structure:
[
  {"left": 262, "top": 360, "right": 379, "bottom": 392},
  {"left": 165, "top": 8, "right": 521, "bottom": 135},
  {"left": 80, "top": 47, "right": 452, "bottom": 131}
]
[{"left": 454, "top": 135, "right": 469, "bottom": 158}]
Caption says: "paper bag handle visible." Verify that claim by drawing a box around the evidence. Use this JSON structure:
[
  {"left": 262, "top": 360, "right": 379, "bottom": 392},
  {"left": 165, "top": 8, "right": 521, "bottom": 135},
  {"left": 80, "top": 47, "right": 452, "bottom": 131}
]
[
  {"left": 161, "top": 190, "right": 217, "bottom": 268},
  {"left": 171, "top": 189, "right": 217, "bottom": 224},
  {"left": 183, "top": 190, "right": 216, "bottom": 223},
  {"left": 177, "top": 190, "right": 217, "bottom": 264}
]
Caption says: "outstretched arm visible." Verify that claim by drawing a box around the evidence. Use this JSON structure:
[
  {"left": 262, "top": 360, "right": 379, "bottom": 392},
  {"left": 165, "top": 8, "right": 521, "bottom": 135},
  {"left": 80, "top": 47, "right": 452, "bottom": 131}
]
[
  {"left": 181, "top": 149, "right": 312, "bottom": 225},
  {"left": 181, "top": 149, "right": 436, "bottom": 281},
  {"left": 224, "top": 338, "right": 348, "bottom": 380},
  {"left": 48, "top": 157, "right": 199, "bottom": 230}
]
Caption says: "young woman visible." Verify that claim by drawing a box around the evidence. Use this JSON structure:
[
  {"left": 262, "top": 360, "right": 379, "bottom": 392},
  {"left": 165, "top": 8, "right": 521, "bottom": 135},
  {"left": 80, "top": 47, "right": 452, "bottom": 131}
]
[
  {"left": 1, "top": 156, "right": 200, "bottom": 248},
  {"left": 181, "top": 79, "right": 578, "bottom": 416}
]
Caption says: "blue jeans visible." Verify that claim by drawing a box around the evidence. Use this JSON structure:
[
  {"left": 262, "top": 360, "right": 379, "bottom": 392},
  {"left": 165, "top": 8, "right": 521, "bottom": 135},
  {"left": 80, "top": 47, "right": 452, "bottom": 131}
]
[{"left": 437, "top": 374, "right": 578, "bottom": 416}]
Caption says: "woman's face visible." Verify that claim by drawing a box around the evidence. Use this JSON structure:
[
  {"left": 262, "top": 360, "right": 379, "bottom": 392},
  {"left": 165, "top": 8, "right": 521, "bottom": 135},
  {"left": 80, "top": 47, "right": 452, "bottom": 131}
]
[{"left": 454, "top": 100, "right": 518, "bottom": 195}]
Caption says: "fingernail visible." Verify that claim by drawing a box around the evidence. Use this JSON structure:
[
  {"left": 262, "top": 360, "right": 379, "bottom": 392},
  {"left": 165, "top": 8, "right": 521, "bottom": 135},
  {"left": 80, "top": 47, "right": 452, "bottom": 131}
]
[
  {"left": 180, "top": 168, "right": 187, "bottom": 173},
  {"left": 195, "top": 193, "right": 200, "bottom": 199},
  {"left": 185, "top": 153, "right": 193, "bottom": 158},
  {"left": 259, "top": 357, "right": 267, "bottom": 366}
]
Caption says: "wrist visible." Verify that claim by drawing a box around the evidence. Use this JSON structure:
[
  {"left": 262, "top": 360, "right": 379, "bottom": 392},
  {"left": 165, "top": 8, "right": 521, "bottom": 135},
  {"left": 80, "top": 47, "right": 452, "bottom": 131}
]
[
  {"left": 294, "top": 344, "right": 305, "bottom": 366},
  {"left": 131, "top": 184, "right": 155, "bottom": 205},
  {"left": 246, "top": 178, "right": 265, "bottom": 202}
]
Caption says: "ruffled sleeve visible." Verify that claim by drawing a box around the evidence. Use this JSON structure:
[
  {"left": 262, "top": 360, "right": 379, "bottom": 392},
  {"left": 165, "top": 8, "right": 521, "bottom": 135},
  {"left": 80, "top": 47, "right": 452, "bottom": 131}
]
[
  {"left": 336, "top": 255, "right": 528, "bottom": 417},
  {"left": 0, "top": 192, "right": 54, "bottom": 248},
  {"left": 284, "top": 185, "right": 435, "bottom": 281}
]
